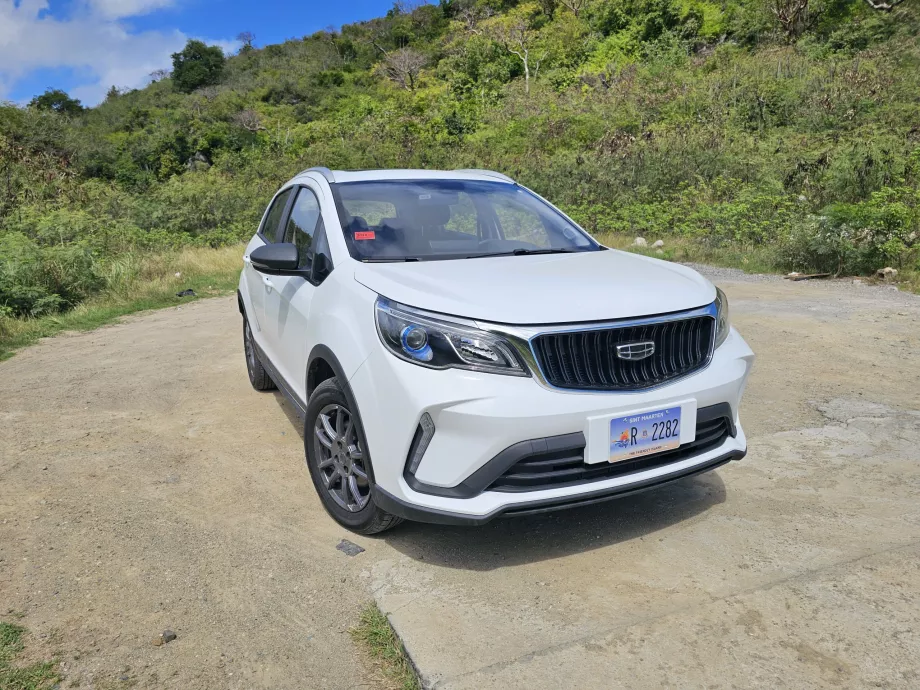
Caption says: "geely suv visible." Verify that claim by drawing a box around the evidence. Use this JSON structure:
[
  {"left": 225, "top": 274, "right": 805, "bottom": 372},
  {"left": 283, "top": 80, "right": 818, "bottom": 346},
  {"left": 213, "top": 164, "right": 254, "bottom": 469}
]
[{"left": 238, "top": 168, "right": 754, "bottom": 534}]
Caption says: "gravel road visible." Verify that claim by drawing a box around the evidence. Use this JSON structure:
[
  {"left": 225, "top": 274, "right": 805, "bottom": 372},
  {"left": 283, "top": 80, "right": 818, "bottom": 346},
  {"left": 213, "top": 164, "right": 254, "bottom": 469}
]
[{"left": 1, "top": 271, "right": 918, "bottom": 689}]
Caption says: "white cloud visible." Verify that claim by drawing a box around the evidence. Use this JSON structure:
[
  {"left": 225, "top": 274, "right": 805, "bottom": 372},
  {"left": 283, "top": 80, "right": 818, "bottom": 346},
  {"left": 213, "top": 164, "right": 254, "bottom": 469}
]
[
  {"left": 0, "top": 0, "right": 237, "bottom": 106},
  {"left": 86, "top": 0, "right": 176, "bottom": 20}
]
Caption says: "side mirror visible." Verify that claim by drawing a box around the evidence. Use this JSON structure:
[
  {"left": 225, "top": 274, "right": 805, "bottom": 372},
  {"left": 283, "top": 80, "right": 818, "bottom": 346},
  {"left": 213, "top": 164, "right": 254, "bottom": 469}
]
[{"left": 250, "top": 243, "right": 299, "bottom": 275}]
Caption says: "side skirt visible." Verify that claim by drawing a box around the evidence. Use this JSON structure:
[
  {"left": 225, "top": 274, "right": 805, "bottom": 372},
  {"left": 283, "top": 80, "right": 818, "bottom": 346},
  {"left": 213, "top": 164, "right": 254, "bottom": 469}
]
[{"left": 252, "top": 340, "right": 308, "bottom": 419}]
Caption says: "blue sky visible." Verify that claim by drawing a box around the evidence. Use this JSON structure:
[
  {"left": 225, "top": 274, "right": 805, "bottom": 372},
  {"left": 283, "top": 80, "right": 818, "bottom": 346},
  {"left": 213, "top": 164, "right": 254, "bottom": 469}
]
[{"left": 0, "top": 0, "right": 400, "bottom": 106}]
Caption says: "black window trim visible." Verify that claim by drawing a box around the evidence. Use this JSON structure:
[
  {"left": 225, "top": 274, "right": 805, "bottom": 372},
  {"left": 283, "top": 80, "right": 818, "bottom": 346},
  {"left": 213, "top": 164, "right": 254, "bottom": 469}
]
[
  {"left": 258, "top": 186, "right": 296, "bottom": 244},
  {"left": 274, "top": 182, "right": 334, "bottom": 286}
]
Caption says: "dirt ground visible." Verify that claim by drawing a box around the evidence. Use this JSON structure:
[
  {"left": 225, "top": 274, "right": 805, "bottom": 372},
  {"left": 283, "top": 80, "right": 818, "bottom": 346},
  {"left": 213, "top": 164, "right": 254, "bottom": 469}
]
[{"left": 1, "top": 271, "right": 919, "bottom": 689}]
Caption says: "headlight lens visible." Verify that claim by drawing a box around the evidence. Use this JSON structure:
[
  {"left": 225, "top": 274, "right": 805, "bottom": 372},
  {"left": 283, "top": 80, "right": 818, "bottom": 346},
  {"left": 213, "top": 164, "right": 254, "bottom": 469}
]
[
  {"left": 375, "top": 298, "right": 527, "bottom": 376},
  {"left": 715, "top": 287, "right": 730, "bottom": 348}
]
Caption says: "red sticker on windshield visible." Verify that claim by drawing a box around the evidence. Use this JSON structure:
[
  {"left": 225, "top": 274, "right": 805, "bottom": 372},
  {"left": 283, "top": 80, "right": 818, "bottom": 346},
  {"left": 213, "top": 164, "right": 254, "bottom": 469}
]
[{"left": 354, "top": 231, "right": 375, "bottom": 240}]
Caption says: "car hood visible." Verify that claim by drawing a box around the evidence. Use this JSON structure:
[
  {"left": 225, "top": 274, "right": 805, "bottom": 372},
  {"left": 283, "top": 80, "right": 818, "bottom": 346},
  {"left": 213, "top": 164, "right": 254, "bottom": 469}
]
[{"left": 353, "top": 250, "right": 716, "bottom": 325}]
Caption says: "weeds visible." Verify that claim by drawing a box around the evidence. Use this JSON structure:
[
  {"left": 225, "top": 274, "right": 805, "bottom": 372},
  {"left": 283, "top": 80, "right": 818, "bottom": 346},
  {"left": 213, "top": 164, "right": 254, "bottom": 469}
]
[
  {"left": 0, "top": 622, "right": 59, "bottom": 690},
  {"left": 350, "top": 603, "right": 420, "bottom": 690}
]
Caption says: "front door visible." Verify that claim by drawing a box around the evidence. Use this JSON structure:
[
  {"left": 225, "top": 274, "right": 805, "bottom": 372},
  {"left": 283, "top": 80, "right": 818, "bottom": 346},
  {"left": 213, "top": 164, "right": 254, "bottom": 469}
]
[
  {"left": 243, "top": 187, "right": 294, "bottom": 364},
  {"left": 263, "top": 185, "right": 325, "bottom": 402}
]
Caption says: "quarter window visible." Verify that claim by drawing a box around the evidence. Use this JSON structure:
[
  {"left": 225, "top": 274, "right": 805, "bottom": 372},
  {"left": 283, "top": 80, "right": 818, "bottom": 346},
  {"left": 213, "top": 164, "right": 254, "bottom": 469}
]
[{"left": 284, "top": 187, "right": 323, "bottom": 269}]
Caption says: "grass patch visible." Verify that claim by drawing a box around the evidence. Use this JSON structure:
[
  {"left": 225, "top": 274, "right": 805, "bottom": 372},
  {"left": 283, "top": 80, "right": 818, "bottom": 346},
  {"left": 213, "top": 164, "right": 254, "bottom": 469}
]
[
  {"left": 350, "top": 603, "right": 420, "bottom": 690},
  {"left": 0, "top": 622, "right": 59, "bottom": 690},
  {"left": 0, "top": 245, "right": 243, "bottom": 361}
]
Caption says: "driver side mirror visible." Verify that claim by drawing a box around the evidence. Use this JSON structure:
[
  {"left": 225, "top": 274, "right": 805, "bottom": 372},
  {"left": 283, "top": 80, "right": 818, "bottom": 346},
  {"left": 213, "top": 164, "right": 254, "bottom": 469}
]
[{"left": 250, "top": 243, "right": 300, "bottom": 275}]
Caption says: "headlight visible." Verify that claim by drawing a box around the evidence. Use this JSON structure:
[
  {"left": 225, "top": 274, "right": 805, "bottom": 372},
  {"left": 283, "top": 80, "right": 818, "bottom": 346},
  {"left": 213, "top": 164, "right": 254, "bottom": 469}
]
[
  {"left": 715, "top": 287, "right": 730, "bottom": 348},
  {"left": 375, "top": 298, "right": 527, "bottom": 376}
]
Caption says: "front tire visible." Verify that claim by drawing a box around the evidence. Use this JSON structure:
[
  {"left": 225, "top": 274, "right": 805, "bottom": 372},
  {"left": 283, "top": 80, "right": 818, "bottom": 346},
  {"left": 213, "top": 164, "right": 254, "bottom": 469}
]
[{"left": 304, "top": 378, "right": 403, "bottom": 535}]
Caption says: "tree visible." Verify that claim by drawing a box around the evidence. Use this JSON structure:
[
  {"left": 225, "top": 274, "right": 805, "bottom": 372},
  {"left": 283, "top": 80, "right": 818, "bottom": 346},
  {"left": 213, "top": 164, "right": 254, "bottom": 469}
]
[
  {"left": 237, "top": 31, "right": 255, "bottom": 51},
  {"left": 171, "top": 40, "right": 226, "bottom": 93},
  {"left": 379, "top": 47, "right": 427, "bottom": 90},
  {"left": 486, "top": 4, "right": 546, "bottom": 95},
  {"left": 769, "top": 0, "right": 812, "bottom": 41},
  {"left": 28, "top": 89, "right": 84, "bottom": 116}
]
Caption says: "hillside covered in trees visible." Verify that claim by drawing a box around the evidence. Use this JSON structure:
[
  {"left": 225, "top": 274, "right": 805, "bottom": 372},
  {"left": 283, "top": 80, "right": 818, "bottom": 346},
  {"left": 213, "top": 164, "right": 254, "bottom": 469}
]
[{"left": 1, "top": 0, "right": 919, "bottom": 329}]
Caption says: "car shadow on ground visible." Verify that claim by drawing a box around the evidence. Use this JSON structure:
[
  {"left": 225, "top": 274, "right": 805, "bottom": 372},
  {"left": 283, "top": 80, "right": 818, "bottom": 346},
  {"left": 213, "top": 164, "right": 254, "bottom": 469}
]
[
  {"left": 271, "top": 393, "right": 728, "bottom": 570},
  {"left": 379, "top": 472, "right": 726, "bottom": 570}
]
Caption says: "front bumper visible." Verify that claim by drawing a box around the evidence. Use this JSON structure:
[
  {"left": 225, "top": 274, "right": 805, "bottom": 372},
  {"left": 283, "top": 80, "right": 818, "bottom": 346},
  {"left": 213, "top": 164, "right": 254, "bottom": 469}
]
[{"left": 349, "top": 327, "right": 754, "bottom": 524}]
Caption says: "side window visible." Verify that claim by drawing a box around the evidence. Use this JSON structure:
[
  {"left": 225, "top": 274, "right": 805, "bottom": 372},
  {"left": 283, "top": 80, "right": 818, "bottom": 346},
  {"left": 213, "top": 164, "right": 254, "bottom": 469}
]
[
  {"left": 260, "top": 188, "right": 294, "bottom": 243},
  {"left": 283, "top": 187, "right": 322, "bottom": 269}
]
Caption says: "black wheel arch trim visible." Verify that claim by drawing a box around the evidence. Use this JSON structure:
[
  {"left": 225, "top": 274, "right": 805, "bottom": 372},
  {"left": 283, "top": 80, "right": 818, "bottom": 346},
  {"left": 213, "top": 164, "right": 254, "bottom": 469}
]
[
  {"left": 306, "top": 344, "right": 377, "bottom": 486},
  {"left": 376, "top": 448, "right": 745, "bottom": 526}
]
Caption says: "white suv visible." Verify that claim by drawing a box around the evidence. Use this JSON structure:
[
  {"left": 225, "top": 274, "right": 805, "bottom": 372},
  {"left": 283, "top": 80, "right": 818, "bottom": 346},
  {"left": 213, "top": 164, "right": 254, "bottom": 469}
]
[{"left": 238, "top": 168, "right": 754, "bottom": 534}]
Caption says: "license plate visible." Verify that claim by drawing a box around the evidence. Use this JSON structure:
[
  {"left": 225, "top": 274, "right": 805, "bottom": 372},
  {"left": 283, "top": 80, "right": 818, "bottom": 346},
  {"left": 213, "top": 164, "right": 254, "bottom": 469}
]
[{"left": 609, "top": 406, "right": 681, "bottom": 463}]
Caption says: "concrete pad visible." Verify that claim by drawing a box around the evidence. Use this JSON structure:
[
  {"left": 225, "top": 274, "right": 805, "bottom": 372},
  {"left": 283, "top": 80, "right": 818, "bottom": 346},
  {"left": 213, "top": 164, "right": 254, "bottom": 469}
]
[{"left": 372, "top": 278, "right": 920, "bottom": 689}]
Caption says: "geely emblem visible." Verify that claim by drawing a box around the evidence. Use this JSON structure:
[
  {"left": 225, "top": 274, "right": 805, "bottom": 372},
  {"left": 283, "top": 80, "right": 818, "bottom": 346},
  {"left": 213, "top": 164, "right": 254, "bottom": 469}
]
[{"left": 616, "top": 341, "right": 656, "bottom": 361}]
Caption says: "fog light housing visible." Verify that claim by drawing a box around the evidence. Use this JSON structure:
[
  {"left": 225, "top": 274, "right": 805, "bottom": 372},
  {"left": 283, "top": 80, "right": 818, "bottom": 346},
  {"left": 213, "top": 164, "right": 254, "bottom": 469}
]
[{"left": 406, "top": 413, "right": 435, "bottom": 475}]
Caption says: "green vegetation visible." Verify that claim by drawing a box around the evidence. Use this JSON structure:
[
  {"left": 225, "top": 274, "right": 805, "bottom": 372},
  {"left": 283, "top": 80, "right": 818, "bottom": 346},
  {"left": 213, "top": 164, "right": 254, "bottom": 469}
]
[
  {"left": 1, "top": 0, "right": 919, "bottom": 354},
  {"left": 351, "top": 603, "right": 420, "bottom": 690},
  {"left": 0, "top": 246, "right": 241, "bottom": 360},
  {"left": 0, "top": 621, "right": 59, "bottom": 690},
  {"left": 171, "top": 40, "right": 227, "bottom": 93}
]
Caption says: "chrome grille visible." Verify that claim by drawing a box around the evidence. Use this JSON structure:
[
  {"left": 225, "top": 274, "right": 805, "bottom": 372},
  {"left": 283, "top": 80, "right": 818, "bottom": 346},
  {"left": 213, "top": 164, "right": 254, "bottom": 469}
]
[{"left": 531, "top": 315, "right": 715, "bottom": 391}]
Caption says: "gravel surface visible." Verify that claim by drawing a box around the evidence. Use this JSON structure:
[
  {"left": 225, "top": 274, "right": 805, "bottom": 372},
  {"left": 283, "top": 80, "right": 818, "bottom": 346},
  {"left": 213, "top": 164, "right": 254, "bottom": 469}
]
[{"left": 1, "top": 271, "right": 919, "bottom": 689}]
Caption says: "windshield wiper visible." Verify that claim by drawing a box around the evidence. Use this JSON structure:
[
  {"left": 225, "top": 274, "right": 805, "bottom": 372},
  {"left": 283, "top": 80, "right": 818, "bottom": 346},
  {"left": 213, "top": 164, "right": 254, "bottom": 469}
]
[
  {"left": 469, "top": 247, "right": 579, "bottom": 259},
  {"left": 361, "top": 257, "right": 422, "bottom": 263}
]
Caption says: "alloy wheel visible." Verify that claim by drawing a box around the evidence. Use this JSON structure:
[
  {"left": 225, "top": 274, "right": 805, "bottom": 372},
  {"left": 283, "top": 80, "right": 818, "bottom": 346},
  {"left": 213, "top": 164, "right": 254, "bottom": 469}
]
[{"left": 313, "top": 403, "right": 371, "bottom": 512}]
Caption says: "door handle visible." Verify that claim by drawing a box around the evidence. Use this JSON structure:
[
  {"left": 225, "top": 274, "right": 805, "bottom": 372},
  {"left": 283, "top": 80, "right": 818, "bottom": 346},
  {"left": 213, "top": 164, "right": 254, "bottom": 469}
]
[{"left": 262, "top": 275, "right": 274, "bottom": 292}]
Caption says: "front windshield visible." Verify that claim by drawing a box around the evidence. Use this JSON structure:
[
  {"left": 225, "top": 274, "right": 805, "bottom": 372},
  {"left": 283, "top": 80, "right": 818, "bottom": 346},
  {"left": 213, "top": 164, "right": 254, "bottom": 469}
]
[{"left": 330, "top": 179, "right": 600, "bottom": 261}]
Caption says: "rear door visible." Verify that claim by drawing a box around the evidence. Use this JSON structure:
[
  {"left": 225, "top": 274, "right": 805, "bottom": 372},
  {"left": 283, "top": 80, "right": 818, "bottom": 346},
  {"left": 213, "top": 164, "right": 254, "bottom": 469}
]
[
  {"left": 263, "top": 185, "right": 326, "bottom": 400},
  {"left": 243, "top": 187, "right": 294, "bottom": 364}
]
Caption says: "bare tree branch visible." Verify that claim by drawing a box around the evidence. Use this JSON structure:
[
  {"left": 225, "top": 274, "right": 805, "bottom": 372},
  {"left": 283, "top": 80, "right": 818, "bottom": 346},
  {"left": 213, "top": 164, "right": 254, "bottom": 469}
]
[
  {"left": 236, "top": 31, "right": 255, "bottom": 49},
  {"left": 770, "top": 0, "right": 813, "bottom": 41},
  {"left": 488, "top": 13, "right": 542, "bottom": 95},
  {"left": 379, "top": 47, "right": 427, "bottom": 90},
  {"left": 862, "top": 0, "right": 905, "bottom": 9},
  {"left": 233, "top": 109, "right": 266, "bottom": 132},
  {"left": 558, "top": 0, "right": 587, "bottom": 17}
]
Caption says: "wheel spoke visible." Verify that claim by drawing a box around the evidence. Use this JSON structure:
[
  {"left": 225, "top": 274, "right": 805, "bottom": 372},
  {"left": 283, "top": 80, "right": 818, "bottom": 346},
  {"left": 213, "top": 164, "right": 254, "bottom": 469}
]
[
  {"left": 317, "top": 456, "right": 334, "bottom": 469},
  {"left": 323, "top": 469, "right": 338, "bottom": 489},
  {"left": 352, "top": 463, "right": 367, "bottom": 480},
  {"left": 315, "top": 427, "right": 334, "bottom": 449},
  {"left": 335, "top": 408, "right": 347, "bottom": 438},
  {"left": 320, "top": 413, "right": 338, "bottom": 442},
  {"left": 347, "top": 443, "right": 363, "bottom": 460},
  {"left": 348, "top": 476, "right": 369, "bottom": 509},
  {"left": 340, "top": 477, "right": 352, "bottom": 506}
]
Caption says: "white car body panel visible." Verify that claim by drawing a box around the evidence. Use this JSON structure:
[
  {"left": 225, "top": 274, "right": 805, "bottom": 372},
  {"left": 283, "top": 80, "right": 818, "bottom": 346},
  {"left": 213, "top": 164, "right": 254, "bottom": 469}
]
[
  {"left": 354, "top": 250, "right": 714, "bottom": 324},
  {"left": 238, "top": 168, "right": 755, "bottom": 525}
]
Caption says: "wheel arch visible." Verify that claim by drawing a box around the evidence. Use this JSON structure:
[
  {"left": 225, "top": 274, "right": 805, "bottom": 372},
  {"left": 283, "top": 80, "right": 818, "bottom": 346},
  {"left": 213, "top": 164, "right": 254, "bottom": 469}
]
[{"left": 305, "top": 344, "right": 377, "bottom": 485}]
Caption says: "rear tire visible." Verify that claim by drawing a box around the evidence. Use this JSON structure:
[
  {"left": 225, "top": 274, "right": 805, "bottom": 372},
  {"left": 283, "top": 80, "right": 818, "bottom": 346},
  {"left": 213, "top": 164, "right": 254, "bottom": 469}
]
[
  {"left": 305, "top": 378, "right": 403, "bottom": 535},
  {"left": 243, "top": 316, "right": 276, "bottom": 391}
]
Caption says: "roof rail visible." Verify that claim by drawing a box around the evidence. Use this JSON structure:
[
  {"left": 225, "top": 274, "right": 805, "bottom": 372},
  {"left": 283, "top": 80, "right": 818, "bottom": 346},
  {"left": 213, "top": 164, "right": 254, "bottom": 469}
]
[
  {"left": 454, "top": 169, "right": 515, "bottom": 183},
  {"left": 301, "top": 166, "right": 335, "bottom": 183}
]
